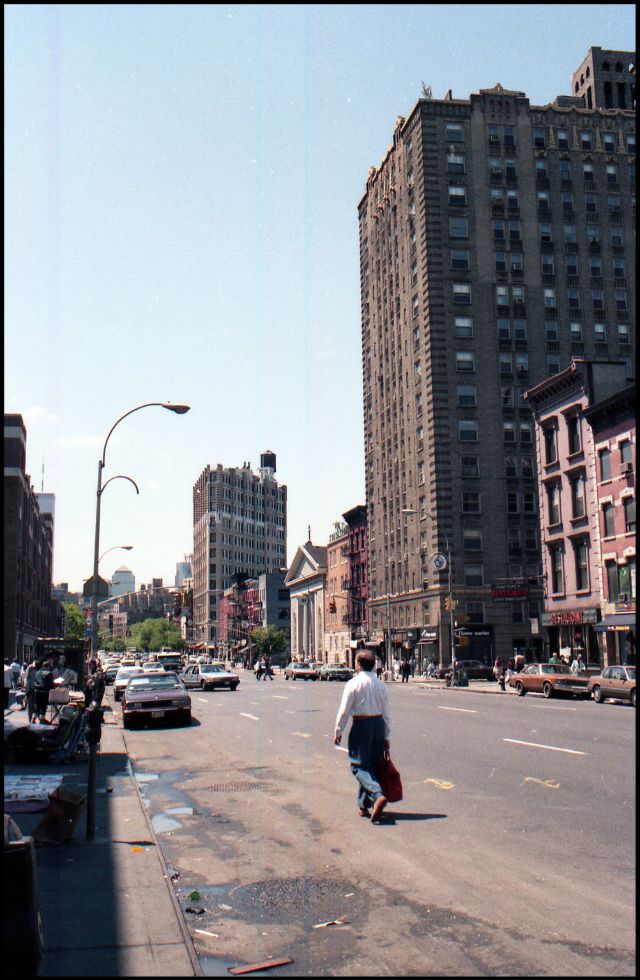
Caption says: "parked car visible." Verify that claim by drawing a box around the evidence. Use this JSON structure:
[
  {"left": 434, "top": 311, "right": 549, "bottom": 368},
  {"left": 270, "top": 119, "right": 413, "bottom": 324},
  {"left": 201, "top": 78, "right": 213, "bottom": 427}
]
[
  {"left": 588, "top": 665, "right": 635, "bottom": 706},
  {"left": 509, "top": 663, "right": 591, "bottom": 699},
  {"left": 433, "top": 660, "right": 493, "bottom": 680},
  {"left": 121, "top": 673, "right": 191, "bottom": 728},
  {"left": 104, "top": 665, "right": 120, "bottom": 685},
  {"left": 113, "top": 666, "right": 145, "bottom": 701},
  {"left": 181, "top": 663, "right": 240, "bottom": 691},
  {"left": 284, "top": 662, "right": 319, "bottom": 680},
  {"left": 319, "top": 663, "right": 354, "bottom": 681}
]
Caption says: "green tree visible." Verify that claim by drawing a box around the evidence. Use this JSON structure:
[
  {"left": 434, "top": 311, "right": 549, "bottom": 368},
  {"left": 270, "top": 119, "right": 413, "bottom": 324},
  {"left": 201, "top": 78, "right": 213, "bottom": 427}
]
[
  {"left": 250, "top": 626, "right": 289, "bottom": 664},
  {"left": 63, "top": 602, "right": 86, "bottom": 641},
  {"left": 129, "top": 618, "right": 183, "bottom": 653}
]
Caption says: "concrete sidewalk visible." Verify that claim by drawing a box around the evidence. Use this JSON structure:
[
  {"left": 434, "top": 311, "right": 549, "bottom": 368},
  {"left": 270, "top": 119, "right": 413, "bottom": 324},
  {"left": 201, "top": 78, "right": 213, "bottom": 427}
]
[{"left": 4, "top": 702, "right": 200, "bottom": 977}]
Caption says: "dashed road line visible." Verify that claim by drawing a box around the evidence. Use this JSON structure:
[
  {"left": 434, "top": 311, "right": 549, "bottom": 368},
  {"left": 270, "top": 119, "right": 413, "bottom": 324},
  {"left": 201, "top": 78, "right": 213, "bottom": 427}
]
[
  {"left": 437, "top": 706, "right": 477, "bottom": 714},
  {"left": 240, "top": 713, "right": 260, "bottom": 721},
  {"left": 504, "top": 738, "right": 586, "bottom": 755}
]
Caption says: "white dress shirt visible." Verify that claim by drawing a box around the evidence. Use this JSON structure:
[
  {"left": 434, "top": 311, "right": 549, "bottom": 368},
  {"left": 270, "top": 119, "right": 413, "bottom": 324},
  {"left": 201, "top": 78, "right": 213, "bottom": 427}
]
[{"left": 335, "top": 669, "right": 391, "bottom": 739}]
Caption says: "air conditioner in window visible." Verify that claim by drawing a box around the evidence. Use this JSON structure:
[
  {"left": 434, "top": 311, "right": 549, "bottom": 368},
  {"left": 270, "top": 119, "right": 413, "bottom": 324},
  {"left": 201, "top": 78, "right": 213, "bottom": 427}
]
[{"left": 620, "top": 462, "right": 633, "bottom": 475}]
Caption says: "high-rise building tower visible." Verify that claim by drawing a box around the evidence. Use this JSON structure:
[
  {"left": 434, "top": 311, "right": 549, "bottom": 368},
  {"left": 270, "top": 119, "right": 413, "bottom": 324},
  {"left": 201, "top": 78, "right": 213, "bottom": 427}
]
[
  {"left": 358, "top": 48, "right": 635, "bottom": 667},
  {"left": 192, "top": 453, "right": 287, "bottom": 646}
]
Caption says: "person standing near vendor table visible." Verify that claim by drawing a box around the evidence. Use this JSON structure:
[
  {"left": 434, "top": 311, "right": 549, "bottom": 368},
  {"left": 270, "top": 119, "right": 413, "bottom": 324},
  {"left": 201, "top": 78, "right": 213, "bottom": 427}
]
[
  {"left": 24, "top": 660, "right": 40, "bottom": 720},
  {"left": 4, "top": 660, "right": 13, "bottom": 709},
  {"left": 334, "top": 650, "right": 391, "bottom": 823},
  {"left": 34, "top": 660, "right": 54, "bottom": 722}
]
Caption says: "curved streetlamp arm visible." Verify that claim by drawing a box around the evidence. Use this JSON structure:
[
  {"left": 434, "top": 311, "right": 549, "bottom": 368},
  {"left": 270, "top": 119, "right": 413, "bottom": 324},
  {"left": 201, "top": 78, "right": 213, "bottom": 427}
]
[
  {"left": 101, "top": 402, "right": 190, "bottom": 466},
  {"left": 100, "top": 474, "right": 140, "bottom": 497}
]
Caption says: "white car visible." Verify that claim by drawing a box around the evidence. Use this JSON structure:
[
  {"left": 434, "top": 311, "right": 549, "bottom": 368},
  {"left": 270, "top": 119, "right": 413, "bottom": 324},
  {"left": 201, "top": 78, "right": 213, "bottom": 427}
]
[
  {"left": 181, "top": 663, "right": 240, "bottom": 691},
  {"left": 141, "top": 662, "right": 165, "bottom": 673},
  {"left": 113, "top": 666, "right": 145, "bottom": 701}
]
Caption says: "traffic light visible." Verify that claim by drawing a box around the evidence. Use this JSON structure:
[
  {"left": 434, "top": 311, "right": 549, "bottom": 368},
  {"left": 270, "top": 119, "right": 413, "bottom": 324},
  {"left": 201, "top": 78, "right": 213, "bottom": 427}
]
[{"left": 444, "top": 596, "right": 451, "bottom": 611}]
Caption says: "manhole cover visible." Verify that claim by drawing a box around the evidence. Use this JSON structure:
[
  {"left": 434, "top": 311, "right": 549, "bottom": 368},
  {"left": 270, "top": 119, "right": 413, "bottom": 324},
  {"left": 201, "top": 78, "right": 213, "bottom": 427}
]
[{"left": 228, "top": 877, "right": 364, "bottom": 924}]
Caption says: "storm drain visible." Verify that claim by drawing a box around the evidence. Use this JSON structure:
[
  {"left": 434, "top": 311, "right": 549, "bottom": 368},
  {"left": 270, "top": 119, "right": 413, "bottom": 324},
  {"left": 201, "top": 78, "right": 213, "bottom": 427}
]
[{"left": 209, "top": 782, "right": 272, "bottom": 792}]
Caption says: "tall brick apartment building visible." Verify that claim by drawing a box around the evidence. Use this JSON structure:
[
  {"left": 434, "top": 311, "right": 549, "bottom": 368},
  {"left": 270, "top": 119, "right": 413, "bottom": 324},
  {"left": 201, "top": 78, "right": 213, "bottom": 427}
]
[
  {"left": 358, "top": 47, "right": 635, "bottom": 667},
  {"left": 192, "top": 451, "right": 287, "bottom": 646},
  {"left": 4, "top": 414, "right": 59, "bottom": 661}
]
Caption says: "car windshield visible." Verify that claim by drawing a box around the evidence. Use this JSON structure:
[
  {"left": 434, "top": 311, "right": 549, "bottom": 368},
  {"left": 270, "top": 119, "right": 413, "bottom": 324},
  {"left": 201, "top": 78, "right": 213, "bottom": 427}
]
[
  {"left": 116, "top": 668, "right": 144, "bottom": 679},
  {"left": 623, "top": 667, "right": 635, "bottom": 678},
  {"left": 201, "top": 665, "right": 225, "bottom": 674},
  {"left": 542, "top": 664, "right": 571, "bottom": 674},
  {"left": 128, "top": 675, "right": 182, "bottom": 691}
]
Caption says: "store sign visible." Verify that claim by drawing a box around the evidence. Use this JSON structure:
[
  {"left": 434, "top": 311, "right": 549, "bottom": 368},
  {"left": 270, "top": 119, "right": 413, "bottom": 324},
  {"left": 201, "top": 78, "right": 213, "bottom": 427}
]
[
  {"left": 454, "top": 626, "right": 493, "bottom": 638},
  {"left": 419, "top": 627, "right": 438, "bottom": 642},
  {"left": 491, "top": 585, "right": 529, "bottom": 600},
  {"left": 541, "top": 608, "right": 599, "bottom": 626}
]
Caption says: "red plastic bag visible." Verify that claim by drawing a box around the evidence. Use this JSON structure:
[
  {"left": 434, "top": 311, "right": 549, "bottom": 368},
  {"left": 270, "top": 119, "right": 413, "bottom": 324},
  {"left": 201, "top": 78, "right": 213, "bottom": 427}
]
[{"left": 378, "top": 750, "right": 403, "bottom": 803}]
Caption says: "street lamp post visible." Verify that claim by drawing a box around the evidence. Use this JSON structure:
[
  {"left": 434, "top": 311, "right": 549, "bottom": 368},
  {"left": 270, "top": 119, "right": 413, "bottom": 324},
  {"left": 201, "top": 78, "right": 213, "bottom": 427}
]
[{"left": 90, "top": 403, "right": 190, "bottom": 663}]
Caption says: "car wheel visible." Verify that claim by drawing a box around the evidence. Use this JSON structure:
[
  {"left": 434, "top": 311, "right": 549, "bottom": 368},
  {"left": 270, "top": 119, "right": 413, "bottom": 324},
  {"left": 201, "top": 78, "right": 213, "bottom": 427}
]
[
  {"left": 631, "top": 689, "right": 636, "bottom": 708},
  {"left": 182, "top": 712, "right": 191, "bottom": 726},
  {"left": 231, "top": 683, "right": 239, "bottom": 691},
  {"left": 592, "top": 684, "right": 603, "bottom": 703},
  {"left": 516, "top": 681, "right": 526, "bottom": 696},
  {"left": 542, "top": 682, "right": 553, "bottom": 699},
  {"left": 123, "top": 715, "right": 131, "bottom": 729},
  {"left": 200, "top": 681, "right": 206, "bottom": 689}
]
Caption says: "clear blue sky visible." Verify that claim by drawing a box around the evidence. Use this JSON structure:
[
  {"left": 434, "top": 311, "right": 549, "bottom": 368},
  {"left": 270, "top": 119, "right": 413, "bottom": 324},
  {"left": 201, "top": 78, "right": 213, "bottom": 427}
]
[{"left": 5, "top": 4, "right": 635, "bottom": 592}]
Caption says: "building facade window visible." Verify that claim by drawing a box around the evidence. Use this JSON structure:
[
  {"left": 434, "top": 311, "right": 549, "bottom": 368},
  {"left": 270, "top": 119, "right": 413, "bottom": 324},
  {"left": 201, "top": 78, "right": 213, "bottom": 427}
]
[
  {"left": 574, "top": 539, "right": 590, "bottom": 591},
  {"left": 550, "top": 545, "right": 564, "bottom": 593}
]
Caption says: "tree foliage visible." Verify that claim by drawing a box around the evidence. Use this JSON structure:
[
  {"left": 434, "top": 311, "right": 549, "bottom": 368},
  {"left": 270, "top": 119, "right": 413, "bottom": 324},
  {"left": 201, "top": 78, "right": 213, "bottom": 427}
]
[
  {"left": 63, "top": 602, "right": 86, "bottom": 641},
  {"left": 128, "top": 618, "right": 184, "bottom": 653},
  {"left": 250, "top": 626, "right": 289, "bottom": 661}
]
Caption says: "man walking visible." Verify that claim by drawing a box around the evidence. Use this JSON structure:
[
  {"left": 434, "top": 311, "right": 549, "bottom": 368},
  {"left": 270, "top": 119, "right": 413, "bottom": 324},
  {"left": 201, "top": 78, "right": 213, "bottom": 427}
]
[{"left": 334, "top": 650, "right": 391, "bottom": 823}]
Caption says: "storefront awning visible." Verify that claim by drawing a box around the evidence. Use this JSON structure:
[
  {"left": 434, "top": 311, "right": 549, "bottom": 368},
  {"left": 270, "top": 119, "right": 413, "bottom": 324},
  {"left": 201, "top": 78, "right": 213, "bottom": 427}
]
[{"left": 593, "top": 613, "right": 636, "bottom": 632}]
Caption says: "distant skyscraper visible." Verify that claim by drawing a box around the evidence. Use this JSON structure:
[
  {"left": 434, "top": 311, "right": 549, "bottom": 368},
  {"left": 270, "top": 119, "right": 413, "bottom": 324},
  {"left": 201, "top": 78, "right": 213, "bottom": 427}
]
[
  {"left": 192, "top": 452, "right": 287, "bottom": 645},
  {"left": 111, "top": 566, "right": 135, "bottom": 598},
  {"left": 175, "top": 554, "right": 193, "bottom": 587},
  {"left": 358, "top": 47, "right": 635, "bottom": 667}
]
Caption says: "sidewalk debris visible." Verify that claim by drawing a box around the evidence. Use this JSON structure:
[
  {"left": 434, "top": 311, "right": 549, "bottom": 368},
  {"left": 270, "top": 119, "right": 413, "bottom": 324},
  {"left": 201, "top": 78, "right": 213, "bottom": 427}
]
[
  {"left": 312, "top": 916, "right": 350, "bottom": 929},
  {"left": 228, "top": 958, "right": 294, "bottom": 975}
]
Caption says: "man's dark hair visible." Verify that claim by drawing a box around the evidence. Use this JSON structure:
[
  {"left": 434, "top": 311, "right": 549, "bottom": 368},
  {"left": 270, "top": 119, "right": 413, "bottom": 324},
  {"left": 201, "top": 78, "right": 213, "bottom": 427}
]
[{"left": 356, "top": 651, "right": 376, "bottom": 672}]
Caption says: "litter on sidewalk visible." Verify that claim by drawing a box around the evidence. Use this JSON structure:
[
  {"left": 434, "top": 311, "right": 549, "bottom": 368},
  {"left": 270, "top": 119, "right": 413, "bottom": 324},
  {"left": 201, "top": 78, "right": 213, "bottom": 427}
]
[{"left": 228, "top": 958, "right": 294, "bottom": 975}]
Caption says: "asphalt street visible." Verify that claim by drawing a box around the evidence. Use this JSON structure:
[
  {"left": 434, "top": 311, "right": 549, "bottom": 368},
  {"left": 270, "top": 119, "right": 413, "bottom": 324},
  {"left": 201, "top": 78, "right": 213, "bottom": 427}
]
[{"left": 117, "top": 673, "right": 635, "bottom": 976}]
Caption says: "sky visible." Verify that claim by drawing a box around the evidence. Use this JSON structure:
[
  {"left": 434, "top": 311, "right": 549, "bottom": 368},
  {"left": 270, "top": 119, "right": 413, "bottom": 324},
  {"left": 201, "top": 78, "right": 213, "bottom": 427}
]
[{"left": 5, "top": 3, "right": 636, "bottom": 593}]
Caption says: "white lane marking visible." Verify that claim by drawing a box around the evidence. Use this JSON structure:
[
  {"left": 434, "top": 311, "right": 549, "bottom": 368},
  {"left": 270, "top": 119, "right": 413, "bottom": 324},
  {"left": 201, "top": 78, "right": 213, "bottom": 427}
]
[
  {"left": 438, "top": 706, "right": 477, "bottom": 714},
  {"left": 335, "top": 746, "right": 348, "bottom": 753},
  {"left": 522, "top": 777, "right": 560, "bottom": 789},
  {"left": 503, "top": 738, "right": 586, "bottom": 756},
  {"left": 293, "top": 732, "right": 312, "bottom": 738},
  {"left": 240, "top": 713, "right": 260, "bottom": 721},
  {"left": 197, "top": 698, "right": 208, "bottom": 703},
  {"left": 273, "top": 696, "right": 288, "bottom": 700}
]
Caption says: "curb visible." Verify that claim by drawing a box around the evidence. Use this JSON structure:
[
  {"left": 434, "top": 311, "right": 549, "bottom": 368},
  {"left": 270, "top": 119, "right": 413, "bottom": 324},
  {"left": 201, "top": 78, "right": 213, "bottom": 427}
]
[{"left": 120, "top": 725, "right": 203, "bottom": 977}]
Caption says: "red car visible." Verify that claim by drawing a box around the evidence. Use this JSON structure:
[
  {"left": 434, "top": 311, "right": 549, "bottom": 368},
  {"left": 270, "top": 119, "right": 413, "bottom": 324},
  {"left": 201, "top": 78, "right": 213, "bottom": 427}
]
[
  {"left": 122, "top": 672, "right": 191, "bottom": 728},
  {"left": 508, "top": 663, "right": 591, "bottom": 699}
]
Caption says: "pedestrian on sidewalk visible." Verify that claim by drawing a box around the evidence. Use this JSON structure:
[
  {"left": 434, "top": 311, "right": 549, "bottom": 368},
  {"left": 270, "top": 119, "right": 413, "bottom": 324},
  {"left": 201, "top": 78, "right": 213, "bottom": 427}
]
[
  {"left": 4, "top": 660, "right": 13, "bottom": 709},
  {"left": 24, "top": 660, "right": 40, "bottom": 719},
  {"left": 493, "top": 657, "right": 506, "bottom": 691},
  {"left": 34, "top": 660, "right": 54, "bottom": 722},
  {"left": 10, "top": 658, "right": 22, "bottom": 690},
  {"left": 334, "top": 649, "right": 391, "bottom": 823},
  {"left": 400, "top": 660, "right": 411, "bottom": 683}
]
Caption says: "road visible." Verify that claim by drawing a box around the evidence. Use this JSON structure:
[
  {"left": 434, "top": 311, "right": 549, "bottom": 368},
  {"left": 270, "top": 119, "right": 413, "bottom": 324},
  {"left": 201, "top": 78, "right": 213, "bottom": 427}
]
[{"left": 116, "top": 672, "right": 635, "bottom": 976}]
